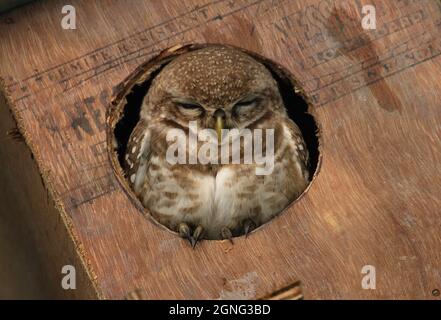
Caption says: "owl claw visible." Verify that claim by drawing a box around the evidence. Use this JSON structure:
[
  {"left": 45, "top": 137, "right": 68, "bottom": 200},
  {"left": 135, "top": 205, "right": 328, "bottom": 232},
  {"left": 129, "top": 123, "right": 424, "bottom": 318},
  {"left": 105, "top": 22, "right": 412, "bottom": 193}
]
[
  {"left": 192, "top": 225, "right": 204, "bottom": 248},
  {"left": 190, "top": 237, "right": 197, "bottom": 248},
  {"left": 178, "top": 223, "right": 193, "bottom": 246},
  {"left": 221, "top": 227, "right": 234, "bottom": 244},
  {"left": 243, "top": 219, "right": 256, "bottom": 238},
  {"left": 178, "top": 223, "right": 205, "bottom": 248}
]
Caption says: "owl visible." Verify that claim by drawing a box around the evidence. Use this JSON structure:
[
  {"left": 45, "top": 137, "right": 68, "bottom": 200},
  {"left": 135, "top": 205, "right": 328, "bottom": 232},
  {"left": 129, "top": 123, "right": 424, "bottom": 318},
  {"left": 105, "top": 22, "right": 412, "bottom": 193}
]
[{"left": 125, "top": 46, "right": 309, "bottom": 247}]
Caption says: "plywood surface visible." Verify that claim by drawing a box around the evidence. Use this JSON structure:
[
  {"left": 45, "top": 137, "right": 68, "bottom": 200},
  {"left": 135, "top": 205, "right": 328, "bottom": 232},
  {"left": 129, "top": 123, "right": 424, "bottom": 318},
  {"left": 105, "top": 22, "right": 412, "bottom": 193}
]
[
  {"left": 0, "top": 0, "right": 440, "bottom": 299},
  {"left": 0, "top": 93, "right": 99, "bottom": 299}
]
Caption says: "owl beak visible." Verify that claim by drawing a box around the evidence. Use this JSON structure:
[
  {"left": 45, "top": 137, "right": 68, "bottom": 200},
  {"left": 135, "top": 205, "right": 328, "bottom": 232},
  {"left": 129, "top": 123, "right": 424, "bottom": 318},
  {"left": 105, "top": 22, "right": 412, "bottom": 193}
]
[{"left": 213, "top": 109, "right": 226, "bottom": 144}]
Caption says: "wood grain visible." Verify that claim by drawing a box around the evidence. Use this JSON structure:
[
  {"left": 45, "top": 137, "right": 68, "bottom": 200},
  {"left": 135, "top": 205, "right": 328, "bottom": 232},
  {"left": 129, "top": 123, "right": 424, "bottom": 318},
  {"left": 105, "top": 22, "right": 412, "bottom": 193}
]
[{"left": 0, "top": 0, "right": 440, "bottom": 299}]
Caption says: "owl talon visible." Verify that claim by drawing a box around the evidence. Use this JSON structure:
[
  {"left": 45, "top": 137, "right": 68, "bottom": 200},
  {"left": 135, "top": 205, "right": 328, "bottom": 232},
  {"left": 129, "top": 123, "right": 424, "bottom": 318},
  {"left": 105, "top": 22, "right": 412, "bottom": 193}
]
[
  {"left": 221, "top": 227, "right": 234, "bottom": 244},
  {"left": 192, "top": 225, "right": 204, "bottom": 248},
  {"left": 190, "top": 237, "right": 197, "bottom": 248},
  {"left": 243, "top": 219, "right": 256, "bottom": 238},
  {"left": 178, "top": 223, "right": 193, "bottom": 246}
]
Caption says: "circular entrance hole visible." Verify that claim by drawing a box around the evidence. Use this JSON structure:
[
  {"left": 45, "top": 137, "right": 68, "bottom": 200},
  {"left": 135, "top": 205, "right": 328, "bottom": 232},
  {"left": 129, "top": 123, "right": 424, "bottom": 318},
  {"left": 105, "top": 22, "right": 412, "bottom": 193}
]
[{"left": 107, "top": 44, "right": 320, "bottom": 241}]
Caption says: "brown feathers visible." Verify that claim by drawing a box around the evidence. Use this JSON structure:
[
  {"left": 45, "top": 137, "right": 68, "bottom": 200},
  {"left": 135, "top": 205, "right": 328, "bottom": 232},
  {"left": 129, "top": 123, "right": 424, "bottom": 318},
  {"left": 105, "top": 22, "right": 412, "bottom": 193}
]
[{"left": 124, "top": 46, "right": 309, "bottom": 240}]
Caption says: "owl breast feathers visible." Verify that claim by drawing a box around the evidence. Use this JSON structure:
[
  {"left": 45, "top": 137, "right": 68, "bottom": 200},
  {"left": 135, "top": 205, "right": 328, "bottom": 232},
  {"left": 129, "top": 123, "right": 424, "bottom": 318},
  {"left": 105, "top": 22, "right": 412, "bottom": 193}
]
[{"left": 124, "top": 46, "right": 309, "bottom": 244}]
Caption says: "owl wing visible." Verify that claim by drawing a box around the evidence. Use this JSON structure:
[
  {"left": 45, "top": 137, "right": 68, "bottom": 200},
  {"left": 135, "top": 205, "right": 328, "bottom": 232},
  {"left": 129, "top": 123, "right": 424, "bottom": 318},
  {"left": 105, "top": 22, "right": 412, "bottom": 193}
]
[
  {"left": 125, "top": 119, "right": 151, "bottom": 194},
  {"left": 283, "top": 119, "right": 310, "bottom": 180}
]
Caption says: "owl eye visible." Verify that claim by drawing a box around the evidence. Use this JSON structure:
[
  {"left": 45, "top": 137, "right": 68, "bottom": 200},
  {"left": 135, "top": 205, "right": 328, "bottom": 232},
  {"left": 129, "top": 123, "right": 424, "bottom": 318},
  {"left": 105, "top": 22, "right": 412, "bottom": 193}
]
[
  {"left": 176, "top": 102, "right": 202, "bottom": 109},
  {"left": 233, "top": 96, "right": 260, "bottom": 115},
  {"left": 173, "top": 98, "right": 202, "bottom": 110},
  {"left": 173, "top": 98, "right": 204, "bottom": 117}
]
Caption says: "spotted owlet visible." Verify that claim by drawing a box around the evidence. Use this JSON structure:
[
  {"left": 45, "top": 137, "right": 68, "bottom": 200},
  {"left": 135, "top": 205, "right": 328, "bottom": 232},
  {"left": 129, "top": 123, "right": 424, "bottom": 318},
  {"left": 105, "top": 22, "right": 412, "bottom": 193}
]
[{"left": 125, "top": 46, "right": 309, "bottom": 247}]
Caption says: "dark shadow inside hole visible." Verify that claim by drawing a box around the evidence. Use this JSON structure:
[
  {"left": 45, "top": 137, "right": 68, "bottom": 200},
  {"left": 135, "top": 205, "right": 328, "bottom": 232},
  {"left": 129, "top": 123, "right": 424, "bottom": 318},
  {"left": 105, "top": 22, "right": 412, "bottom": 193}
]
[
  {"left": 113, "top": 58, "right": 319, "bottom": 179},
  {"left": 114, "top": 66, "right": 165, "bottom": 168}
]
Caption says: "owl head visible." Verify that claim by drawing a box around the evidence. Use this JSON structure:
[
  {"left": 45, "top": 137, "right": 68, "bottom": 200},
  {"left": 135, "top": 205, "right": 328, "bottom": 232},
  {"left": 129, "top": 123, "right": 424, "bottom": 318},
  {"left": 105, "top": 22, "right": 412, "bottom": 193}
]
[{"left": 140, "top": 46, "right": 286, "bottom": 138}]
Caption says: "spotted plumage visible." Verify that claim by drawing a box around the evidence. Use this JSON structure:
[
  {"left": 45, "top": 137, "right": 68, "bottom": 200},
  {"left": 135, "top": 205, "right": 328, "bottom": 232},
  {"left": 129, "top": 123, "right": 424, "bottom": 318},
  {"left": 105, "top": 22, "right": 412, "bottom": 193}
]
[{"left": 125, "top": 46, "right": 309, "bottom": 245}]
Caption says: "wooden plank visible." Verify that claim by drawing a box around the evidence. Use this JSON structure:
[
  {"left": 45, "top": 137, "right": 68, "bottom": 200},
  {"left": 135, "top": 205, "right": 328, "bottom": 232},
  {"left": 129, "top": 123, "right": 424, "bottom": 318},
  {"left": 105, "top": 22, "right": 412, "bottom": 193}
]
[
  {"left": 0, "top": 92, "right": 100, "bottom": 299},
  {"left": 0, "top": 0, "right": 440, "bottom": 299}
]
